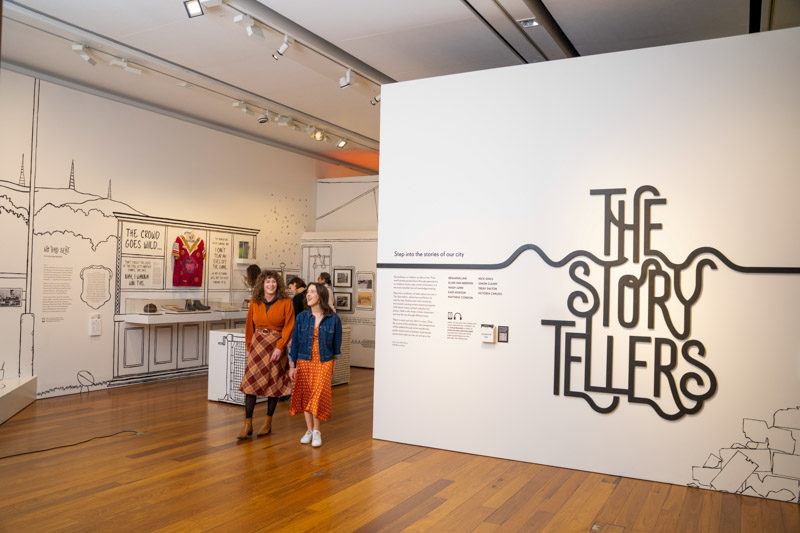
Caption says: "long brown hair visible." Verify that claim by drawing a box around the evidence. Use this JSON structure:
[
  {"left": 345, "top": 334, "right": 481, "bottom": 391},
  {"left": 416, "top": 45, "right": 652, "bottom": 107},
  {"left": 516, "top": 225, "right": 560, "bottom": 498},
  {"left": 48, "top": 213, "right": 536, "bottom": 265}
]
[
  {"left": 252, "top": 270, "right": 288, "bottom": 302},
  {"left": 308, "top": 282, "right": 334, "bottom": 316}
]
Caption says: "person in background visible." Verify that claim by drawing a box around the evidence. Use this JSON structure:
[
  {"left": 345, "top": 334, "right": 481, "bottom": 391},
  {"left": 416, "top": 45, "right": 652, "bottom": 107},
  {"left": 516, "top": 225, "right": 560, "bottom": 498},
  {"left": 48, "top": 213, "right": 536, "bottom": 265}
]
[
  {"left": 289, "top": 282, "right": 342, "bottom": 448},
  {"left": 288, "top": 277, "right": 307, "bottom": 317},
  {"left": 242, "top": 264, "right": 261, "bottom": 308},
  {"left": 237, "top": 270, "right": 295, "bottom": 439},
  {"left": 317, "top": 272, "right": 336, "bottom": 311}
]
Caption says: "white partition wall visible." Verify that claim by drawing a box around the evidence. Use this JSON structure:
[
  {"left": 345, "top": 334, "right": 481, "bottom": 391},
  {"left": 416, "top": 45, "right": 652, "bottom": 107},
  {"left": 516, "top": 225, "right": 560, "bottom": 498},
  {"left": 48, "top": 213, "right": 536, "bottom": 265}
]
[{"left": 373, "top": 28, "right": 800, "bottom": 501}]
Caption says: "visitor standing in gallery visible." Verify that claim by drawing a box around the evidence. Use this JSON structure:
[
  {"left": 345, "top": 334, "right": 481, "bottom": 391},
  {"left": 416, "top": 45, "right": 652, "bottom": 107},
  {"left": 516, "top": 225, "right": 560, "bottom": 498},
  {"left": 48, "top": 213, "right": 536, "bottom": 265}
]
[
  {"left": 237, "top": 270, "right": 295, "bottom": 439},
  {"left": 289, "top": 282, "right": 342, "bottom": 447},
  {"left": 317, "top": 272, "right": 336, "bottom": 310},
  {"left": 288, "top": 277, "right": 307, "bottom": 317}
]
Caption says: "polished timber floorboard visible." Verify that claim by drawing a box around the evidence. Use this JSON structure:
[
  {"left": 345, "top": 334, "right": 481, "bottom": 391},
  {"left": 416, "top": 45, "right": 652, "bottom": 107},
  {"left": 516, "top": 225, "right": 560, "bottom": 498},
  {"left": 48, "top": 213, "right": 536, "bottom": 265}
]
[{"left": 0, "top": 369, "right": 797, "bottom": 532}]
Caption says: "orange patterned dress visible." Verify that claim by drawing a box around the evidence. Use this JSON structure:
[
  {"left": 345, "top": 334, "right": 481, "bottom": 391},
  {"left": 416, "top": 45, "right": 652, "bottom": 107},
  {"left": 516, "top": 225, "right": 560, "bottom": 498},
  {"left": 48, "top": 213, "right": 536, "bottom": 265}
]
[{"left": 290, "top": 328, "right": 334, "bottom": 421}]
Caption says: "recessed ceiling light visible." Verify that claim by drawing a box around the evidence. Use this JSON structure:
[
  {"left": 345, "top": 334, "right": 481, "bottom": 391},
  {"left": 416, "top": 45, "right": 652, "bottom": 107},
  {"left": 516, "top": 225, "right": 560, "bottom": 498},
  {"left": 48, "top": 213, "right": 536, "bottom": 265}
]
[
  {"left": 517, "top": 17, "right": 539, "bottom": 28},
  {"left": 336, "top": 139, "right": 347, "bottom": 149},
  {"left": 184, "top": 0, "right": 204, "bottom": 18}
]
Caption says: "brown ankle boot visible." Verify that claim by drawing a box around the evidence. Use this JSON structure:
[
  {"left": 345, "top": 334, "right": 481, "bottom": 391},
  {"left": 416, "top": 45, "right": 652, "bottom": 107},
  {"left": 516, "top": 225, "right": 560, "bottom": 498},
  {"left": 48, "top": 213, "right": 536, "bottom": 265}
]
[
  {"left": 237, "top": 418, "right": 253, "bottom": 439},
  {"left": 257, "top": 415, "right": 273, "bottom": 436}
]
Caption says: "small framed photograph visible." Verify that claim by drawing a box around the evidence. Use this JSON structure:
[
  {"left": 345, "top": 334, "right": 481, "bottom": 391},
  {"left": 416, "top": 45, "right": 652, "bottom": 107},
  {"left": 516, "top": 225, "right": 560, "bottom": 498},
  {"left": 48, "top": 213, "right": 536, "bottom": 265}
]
[
  {"left": 357, "top": 271, "right": 374, "bottom": 290},
  {"left": 284, "top": 270, "right": 300, "bottom": 286},
  {"left": 334, "top": 292, "right": 352, "bottom": 312},
  {"left": 357, "top": 291, "right": 373, "bottom": 310},
  {"left": 333, "top": 268, "right": 352, "bottom": 288},
  {"left": 0, "top": 288, "right": 22, "bottom": 307}
]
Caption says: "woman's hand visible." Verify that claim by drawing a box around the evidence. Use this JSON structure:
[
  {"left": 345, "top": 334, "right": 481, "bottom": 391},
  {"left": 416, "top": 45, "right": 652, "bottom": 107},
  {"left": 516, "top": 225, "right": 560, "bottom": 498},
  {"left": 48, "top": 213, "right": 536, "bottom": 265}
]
[
  {"left": 289, "top": 366, "right": 296, "bottom": 381},
  {"left": 270, "top": 348, "right": 282, "bottom": 362}
]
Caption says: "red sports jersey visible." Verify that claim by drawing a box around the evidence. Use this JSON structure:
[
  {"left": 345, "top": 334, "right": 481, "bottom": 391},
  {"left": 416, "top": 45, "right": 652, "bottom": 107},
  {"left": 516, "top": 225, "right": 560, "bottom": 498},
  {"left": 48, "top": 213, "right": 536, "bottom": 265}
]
[{"left": 172, "top": 235, "right": 205, "bottom": 286}]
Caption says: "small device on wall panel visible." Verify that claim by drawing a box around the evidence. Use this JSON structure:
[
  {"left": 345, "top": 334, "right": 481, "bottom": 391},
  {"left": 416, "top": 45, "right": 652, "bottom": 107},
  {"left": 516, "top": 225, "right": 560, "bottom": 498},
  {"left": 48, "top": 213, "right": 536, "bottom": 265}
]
[
  {"left": 481, "top": 324, "right": 496, "bottom": 344},
  {"left": 89, "top": 313, "right": 102, "bottom": 336}
]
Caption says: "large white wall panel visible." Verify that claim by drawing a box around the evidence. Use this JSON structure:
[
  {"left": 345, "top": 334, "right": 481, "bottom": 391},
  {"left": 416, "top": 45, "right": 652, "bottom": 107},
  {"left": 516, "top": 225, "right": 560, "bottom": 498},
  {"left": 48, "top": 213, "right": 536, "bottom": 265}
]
[{"left": 374, "top": 28, "right": 800, "bottom": 500}]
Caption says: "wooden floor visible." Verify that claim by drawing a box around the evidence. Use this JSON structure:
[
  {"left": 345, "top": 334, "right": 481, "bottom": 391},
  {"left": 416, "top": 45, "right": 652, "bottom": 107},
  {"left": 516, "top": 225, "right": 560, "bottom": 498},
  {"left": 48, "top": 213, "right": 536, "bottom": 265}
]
[{"left": 0, "top": 369, "right": 797, "bottom": 532}]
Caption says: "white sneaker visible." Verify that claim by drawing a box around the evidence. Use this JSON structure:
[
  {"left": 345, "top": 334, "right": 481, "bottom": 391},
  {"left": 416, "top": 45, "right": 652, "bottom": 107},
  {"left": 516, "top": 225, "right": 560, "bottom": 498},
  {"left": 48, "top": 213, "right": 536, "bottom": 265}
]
[
  {"left": 300, "top": 430, "right": 313, "bottom": 444},
  {"left": 311, "top": 430, "right": 322, "bottom": 447}
]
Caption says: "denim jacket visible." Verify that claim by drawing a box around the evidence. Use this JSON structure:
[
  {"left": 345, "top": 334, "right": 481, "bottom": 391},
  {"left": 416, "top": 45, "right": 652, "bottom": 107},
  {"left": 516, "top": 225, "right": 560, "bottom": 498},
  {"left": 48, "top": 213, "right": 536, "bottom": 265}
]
[{"left": 289, "top": 310, "right": 342, "bottom": 365}]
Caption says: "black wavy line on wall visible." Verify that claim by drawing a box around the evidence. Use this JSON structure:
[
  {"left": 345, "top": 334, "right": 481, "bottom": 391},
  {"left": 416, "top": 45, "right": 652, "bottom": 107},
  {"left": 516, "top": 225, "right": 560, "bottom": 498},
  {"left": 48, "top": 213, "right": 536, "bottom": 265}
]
[{"left": 376, "top": 244, "right": 800, "bottom": 274}]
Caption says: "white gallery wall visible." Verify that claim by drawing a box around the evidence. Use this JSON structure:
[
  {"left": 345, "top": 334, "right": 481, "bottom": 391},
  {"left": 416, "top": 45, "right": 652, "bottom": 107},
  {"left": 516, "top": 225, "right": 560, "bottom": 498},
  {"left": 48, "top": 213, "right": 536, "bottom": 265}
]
[
  {"left": 374, "top": 28, "right": 800, "bottom": 501},
  {"left": 0, "top": 68, "right": 318, "bottom": 397}
]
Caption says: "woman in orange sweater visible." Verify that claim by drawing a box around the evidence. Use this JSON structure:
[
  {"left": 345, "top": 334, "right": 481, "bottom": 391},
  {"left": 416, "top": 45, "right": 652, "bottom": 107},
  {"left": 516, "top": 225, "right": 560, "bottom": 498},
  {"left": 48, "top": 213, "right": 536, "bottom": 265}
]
[{"left": 237, "top": 270, "right": 295, "bottom": 439}]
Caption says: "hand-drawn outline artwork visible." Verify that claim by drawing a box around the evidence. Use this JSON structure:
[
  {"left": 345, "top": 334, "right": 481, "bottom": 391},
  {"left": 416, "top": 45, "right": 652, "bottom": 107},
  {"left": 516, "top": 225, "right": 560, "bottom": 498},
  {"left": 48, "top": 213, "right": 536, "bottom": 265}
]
[
  {"left": 316, "top": 185, "right": 379, "bottom": 224},
  {"left": 79, "top": 265, "right": 113, "bottom": 309},
  {"left": 302, "top": 245, "right": 332, "bottom": 287},
  {"left": 689, "top": 406, "right": 800, "bottom": 502},
  {"left": 218, "top": 333, "right": 248, "bottom": 405},
  {"left": 377, "top": 186, "right": 800, "bottom": 420}
]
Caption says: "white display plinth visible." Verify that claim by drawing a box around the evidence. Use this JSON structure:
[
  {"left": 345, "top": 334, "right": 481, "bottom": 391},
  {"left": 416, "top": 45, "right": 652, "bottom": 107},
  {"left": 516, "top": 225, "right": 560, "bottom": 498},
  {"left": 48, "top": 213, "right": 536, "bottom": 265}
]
[
  {"left": 124, "top": 312, "right": 223, "bottom": 325},
  {"left": 208, "top": 328, "right": 247, "bottom": 405},
  {"left": 0, "top": 376, "right": 37, "bottom": 425}
]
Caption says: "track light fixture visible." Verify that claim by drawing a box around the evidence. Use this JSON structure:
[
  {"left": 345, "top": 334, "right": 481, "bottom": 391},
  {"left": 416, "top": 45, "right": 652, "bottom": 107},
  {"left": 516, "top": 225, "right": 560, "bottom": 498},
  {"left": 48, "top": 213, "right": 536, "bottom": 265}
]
[
  {"left": 272, "top": 35, "right": 292, "bottom": 60},
  {"left": 71, "top": 43, "right": 96, "bottom": 66},
  {"left": 339, "top": 68, "right": 354, "bottom": 89},
  {"left": 257, "top": 112, "right": 269, "bottom": 124},
  {"left": 232, "top": 100, "right": 254, "bottom": 116},
  {"left": 184, "top": 0, "right": 204, "bottom": 18},
  {"left": 233, "top": 13, "right": 264, "bottom": 39},
  {"left": 336, "top": 139, "right": 348, "bottom": 149},
  {"left": 370, "top": 94, "right": 381, "bottom": 106},
  {"left": 110, "top": 58, "right": 142, "bottom": 74}
]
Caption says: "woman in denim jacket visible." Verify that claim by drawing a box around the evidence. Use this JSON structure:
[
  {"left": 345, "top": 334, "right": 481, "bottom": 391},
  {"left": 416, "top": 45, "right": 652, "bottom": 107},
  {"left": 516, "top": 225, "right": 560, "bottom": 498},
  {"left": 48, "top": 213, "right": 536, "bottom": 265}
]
[{"left": 288, "top": 282, "right": 342, "bottom": 447}]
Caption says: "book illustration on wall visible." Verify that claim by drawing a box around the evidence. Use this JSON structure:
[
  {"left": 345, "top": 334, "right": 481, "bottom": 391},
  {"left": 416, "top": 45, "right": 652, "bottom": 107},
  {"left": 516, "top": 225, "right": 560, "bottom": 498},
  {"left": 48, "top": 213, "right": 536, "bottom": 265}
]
[
  {"left": 378, "top": 185, "right": 800, "bottom": 421},
  {"left": 689, "top": 406, "right": 800, "bottom": 502}
]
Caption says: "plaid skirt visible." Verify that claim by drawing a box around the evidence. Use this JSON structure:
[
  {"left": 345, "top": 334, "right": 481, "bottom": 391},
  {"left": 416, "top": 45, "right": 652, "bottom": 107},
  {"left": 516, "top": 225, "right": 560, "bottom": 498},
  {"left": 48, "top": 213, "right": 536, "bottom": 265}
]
[{"left": 239, "top": 328, "right": 292, "bottom": 397}]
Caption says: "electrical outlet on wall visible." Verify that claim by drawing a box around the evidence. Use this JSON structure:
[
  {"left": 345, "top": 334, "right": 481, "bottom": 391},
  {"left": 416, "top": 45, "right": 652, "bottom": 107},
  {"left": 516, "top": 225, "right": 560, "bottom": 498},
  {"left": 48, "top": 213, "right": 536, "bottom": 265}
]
[{"left": 89, "top": 313, "right": 102, "bottom": 336}]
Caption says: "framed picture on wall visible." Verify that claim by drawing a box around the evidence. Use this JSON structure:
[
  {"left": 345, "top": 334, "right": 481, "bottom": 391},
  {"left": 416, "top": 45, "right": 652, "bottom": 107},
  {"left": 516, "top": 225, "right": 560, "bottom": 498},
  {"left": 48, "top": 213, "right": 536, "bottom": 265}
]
[
  {"left": 357, "top": 272, "right": 374, "bottom": 290},
  {"left": 334, "top": 292, "right": 352, "bottom": 312},
  {"left": 356, "top": 271, "right": 375, "bottom": 310},
  {"left": 333, "top": 268, "right": 353, "bottom": 288},
  {"left": 284, "top": 270, "right": 300, "bottom": 286}
]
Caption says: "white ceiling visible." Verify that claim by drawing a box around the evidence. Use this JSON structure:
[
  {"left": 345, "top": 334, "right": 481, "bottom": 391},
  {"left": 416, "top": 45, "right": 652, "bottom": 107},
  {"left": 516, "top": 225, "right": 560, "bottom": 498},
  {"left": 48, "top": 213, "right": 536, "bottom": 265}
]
[{"left": 1, "top": 0, "right": 798, "bottom": 175}]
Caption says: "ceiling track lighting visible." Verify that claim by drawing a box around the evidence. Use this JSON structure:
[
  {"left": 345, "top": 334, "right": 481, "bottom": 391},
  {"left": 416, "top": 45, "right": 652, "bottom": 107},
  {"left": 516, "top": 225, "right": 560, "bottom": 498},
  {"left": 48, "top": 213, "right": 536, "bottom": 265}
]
[
  {"left": 233, "top": 14, "right": 264, "bottom": 39},
  {"left": 272, "top": 35, "right": 293, "bottom": 60},
  {"left": 110, "top": 58, "right": 142, "bottom": 74},
  {"left": 257, "top": 112, "right": 270, "bottom": 124},
  {"left": 183, "top": 0, "right": 204, "bottom": 18},
  {"left": 232, "top": 100, "right": 254, "bottom": 116},
  {"left": 370, "top": 94, "right": 381, "bottom": 106},
  {"left": 71, "top": 43, "right": 96, "bottom": 66},
  {"left": 336, "top": 139, "right": 348, "bottom": 149},
  {"left": 276, "top": 115, "right": 292, "bottom": 126},
  {"left": 339, "top": 68, "right": 354, "bottom": 89}
]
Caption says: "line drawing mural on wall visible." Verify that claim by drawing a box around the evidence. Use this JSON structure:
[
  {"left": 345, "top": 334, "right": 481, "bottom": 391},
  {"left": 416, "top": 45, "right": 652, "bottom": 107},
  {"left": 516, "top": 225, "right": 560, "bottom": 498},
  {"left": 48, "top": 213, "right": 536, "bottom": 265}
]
[
  {"left": 690, "top": 406, "right": 800, "bottom": 502},
  {"left": 1, "top": 71, "right": 313, "bottom": 399},
  {"left": 378, "top": 186, "right": 800, "bottom": 420}
]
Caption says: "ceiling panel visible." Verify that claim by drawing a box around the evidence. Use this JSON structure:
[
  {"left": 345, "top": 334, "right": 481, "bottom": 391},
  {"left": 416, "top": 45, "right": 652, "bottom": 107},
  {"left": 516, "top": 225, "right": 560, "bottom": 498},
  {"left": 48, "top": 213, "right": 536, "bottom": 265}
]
[{"left": 3, "top": 0, "right": 796, "bottom": 178}]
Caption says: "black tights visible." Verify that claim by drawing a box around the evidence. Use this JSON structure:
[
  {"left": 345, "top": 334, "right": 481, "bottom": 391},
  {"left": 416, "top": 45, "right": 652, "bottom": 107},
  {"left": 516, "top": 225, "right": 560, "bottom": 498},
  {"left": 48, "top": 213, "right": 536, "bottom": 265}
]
[{"left": 244, "top": 395, "right": 279, "bottom": 418}]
